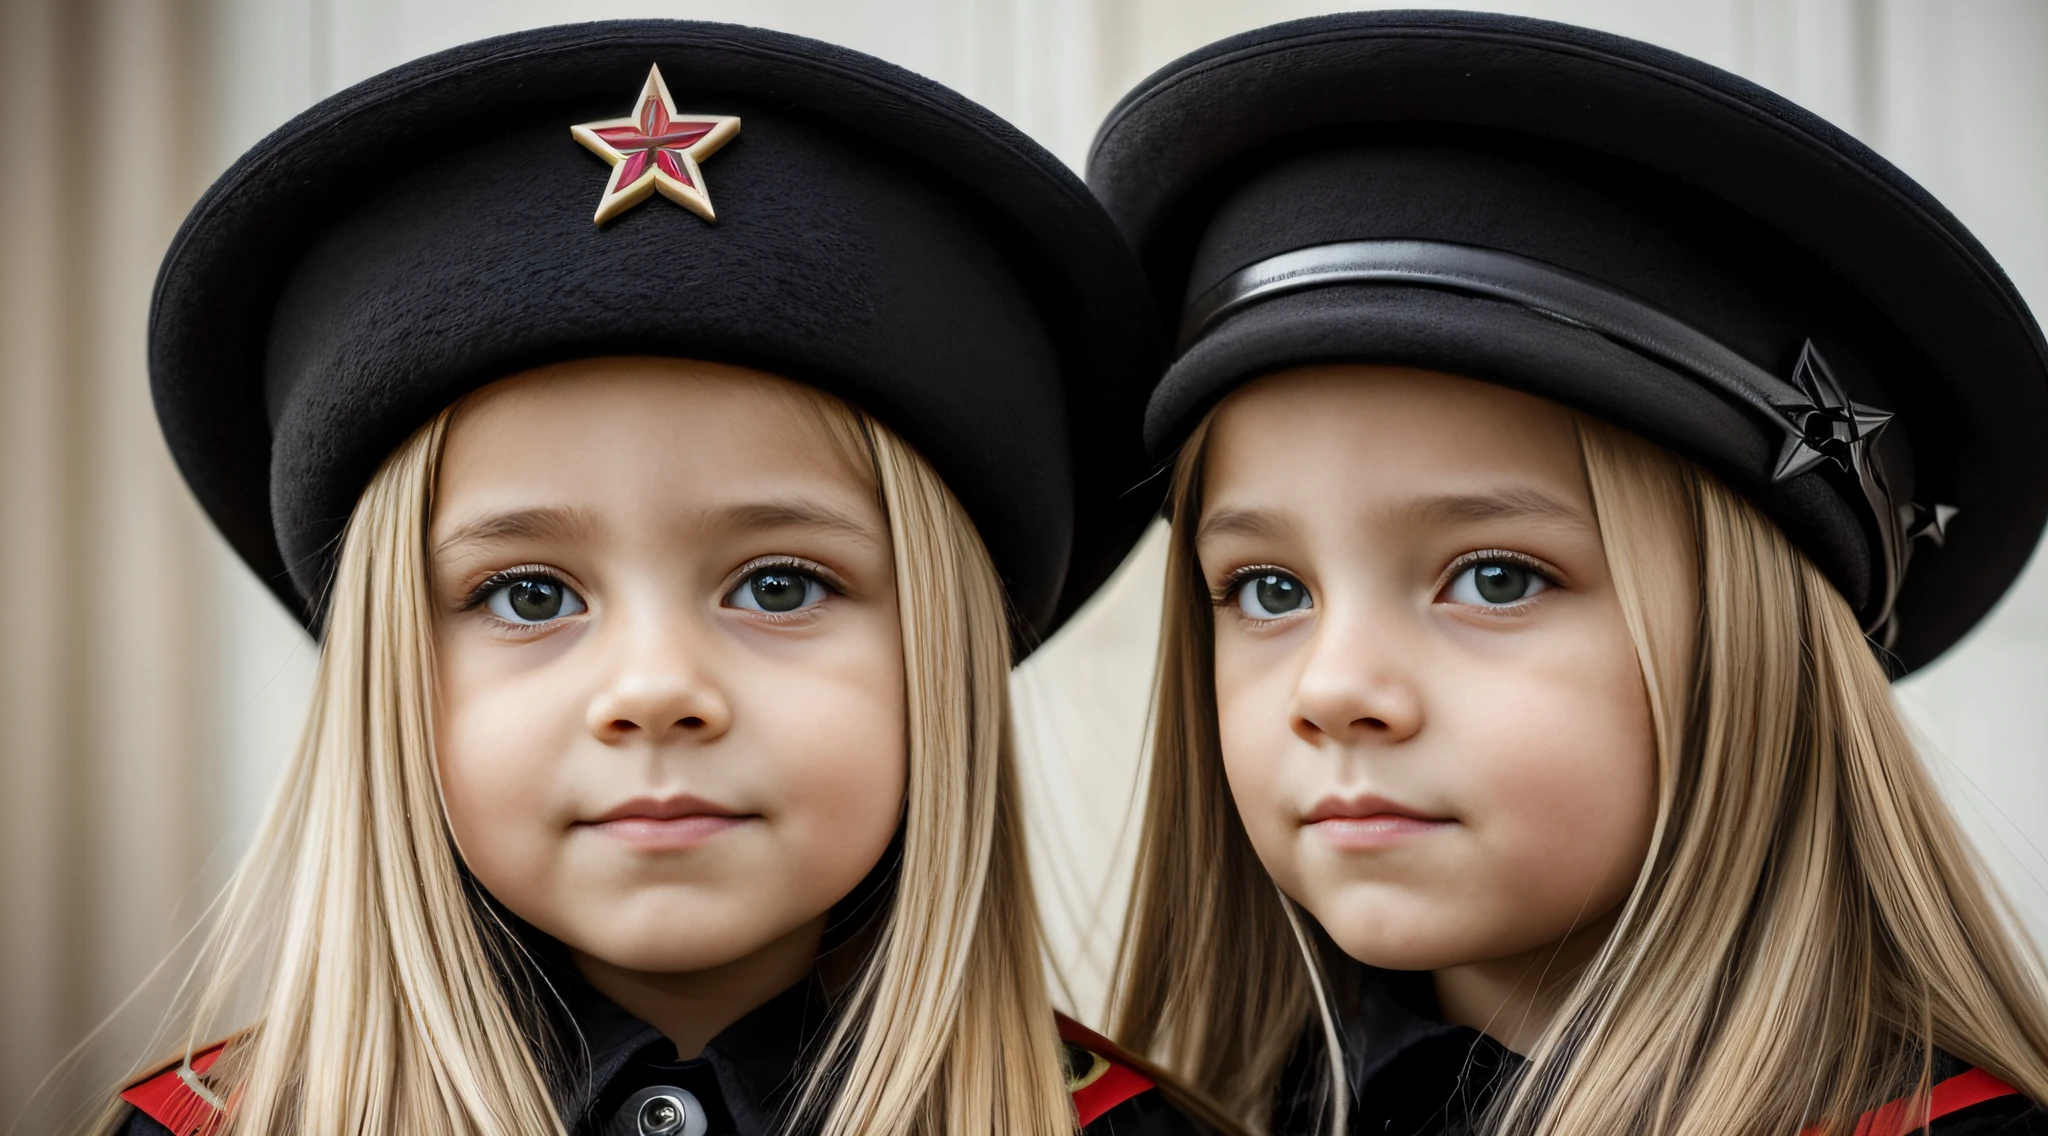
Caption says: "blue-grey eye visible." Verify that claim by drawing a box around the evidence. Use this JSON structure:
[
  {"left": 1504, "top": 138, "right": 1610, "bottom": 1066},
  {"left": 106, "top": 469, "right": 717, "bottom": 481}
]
[
  {"left": 486, "top": 576, "right": 586, "bottom": 624},
  {"left": 1447, "top": 561, "right": 1550, "bottom": 606},
  {"left": 1237, "top": 572, "right": 1311, "bottom": 619},
  {"left": 727, "top": 567, "right": 827, "bottom": 614}
]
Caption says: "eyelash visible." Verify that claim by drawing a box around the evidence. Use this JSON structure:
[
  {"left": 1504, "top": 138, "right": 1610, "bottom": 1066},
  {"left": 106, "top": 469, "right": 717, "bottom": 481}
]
[
  {"left": 729, "top": 555, "right": 838, "bottom": 584},
  {"left": 1438, "top": 549, "right": 1562, "bottom": 609},
  {"left": 724, "top": 555, "right": 844, "bottom": 620},
  {"left": 1212, "top": 563, "right": 1293, "bottom": 608},
  {"left": 1207, "top": 553, "right": 1562, "bottom": 607},
  {"left": 460, "top": 564, "right": 567, "bottom": 613},
  {"left": 459, "top": 558, "right": 848, "bottom": 611}
]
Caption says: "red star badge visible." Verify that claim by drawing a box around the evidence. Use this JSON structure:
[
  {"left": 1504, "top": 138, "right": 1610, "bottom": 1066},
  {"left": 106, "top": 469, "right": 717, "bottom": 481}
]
[{"left": 570, "top": 64, "right": 740, "bottom": 225}]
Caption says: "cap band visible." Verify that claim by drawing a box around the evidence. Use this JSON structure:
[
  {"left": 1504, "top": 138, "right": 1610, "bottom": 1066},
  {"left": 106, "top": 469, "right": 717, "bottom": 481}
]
[{"left": 1182, "top": 239, "right": 1941, "bottom": 642}]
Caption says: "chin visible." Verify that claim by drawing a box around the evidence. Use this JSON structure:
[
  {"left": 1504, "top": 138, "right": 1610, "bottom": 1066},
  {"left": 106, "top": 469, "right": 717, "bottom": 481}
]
[
  {"left": 578, "top": 928, "right": 770, "bottom": 975},
  {"left": 1308, "top": 896, "right": 1471, "bottom": 971},
  {"left": 555, "top": 895, "right": 794, "bottom": 975},
  {"left": 1332, "top": 938, "right": 1467, "bottom": 972}
]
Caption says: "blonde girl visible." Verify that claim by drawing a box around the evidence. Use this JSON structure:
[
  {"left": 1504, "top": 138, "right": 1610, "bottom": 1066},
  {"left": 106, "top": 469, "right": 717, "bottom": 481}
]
[
  {"left": 1085, "top": 11, "right": 2048, "bottom": 1136},
  {"left": 98, "top": 20, "right": 1205, "bottom": 1136}
]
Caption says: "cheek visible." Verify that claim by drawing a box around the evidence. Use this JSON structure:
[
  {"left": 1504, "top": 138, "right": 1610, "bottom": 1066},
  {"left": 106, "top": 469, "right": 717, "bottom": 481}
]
[
  {"left": 742, "top": 647, "right": 908, "bottom": 866},
  {"left": 435, "top": 638, "right": 584, "bottom": 883},
  {"left": 1444, "top": 619, "right": 1658, "bottom": 946},
  {"left": 1213, "top": 632, "right": 1310, "bottom": 887},
  {"left": 1214, "top": 624, "right": 1302, "bottom": 761}
]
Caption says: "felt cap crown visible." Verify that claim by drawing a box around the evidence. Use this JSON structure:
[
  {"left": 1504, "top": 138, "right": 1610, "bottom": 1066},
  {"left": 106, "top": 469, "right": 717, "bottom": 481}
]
[{"left": 151, "top": 21, "right": 1161, "bottom": 652}]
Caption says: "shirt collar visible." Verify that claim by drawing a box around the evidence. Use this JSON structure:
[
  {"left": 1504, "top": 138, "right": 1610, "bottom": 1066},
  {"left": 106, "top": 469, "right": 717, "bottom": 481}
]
[
  {"left": 1346, "top": 967, "right": 1522, "bottom": 1133},
  {"left": 537, "top": 947, "right": 838, "bottom": 1135}
]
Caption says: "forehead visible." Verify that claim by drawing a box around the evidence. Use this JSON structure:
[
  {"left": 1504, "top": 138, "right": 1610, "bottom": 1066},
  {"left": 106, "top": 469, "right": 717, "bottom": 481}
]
[
  {"left": 434, "top": 356, "right": 873, "bottom": 519},
  {"left": 1204, "top": 366, "right": 1587, "bottom": 507}
]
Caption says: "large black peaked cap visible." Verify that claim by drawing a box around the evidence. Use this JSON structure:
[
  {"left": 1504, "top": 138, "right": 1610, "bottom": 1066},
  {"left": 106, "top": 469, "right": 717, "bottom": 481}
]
[
  {"left": 1086, "top": 9, "right": 2048, "bottom": 673},
  {"left": 151, "top": 20, "right": 1160, "bottom": 653}
]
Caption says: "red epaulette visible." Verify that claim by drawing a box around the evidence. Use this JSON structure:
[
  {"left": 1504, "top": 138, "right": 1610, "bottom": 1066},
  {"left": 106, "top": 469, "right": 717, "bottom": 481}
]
[
  {"left": 1055, "top": 1014, "right": 1157, "bottom": 1126},
  {"left": 119, "top": 1039, "right": 231, "bottom": 1136},
  {"left": 1800, "top": 1067, "right": 2021, "bottom": 1136}
]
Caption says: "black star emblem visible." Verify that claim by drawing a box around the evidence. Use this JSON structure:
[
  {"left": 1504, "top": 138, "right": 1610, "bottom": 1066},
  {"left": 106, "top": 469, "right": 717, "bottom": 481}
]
[
  {"left": 1771, "top": 340, "right": 1893, "bottom": 482},
  {"left": 1903, "top": 501, "right": 1960, "bottom": 548}
]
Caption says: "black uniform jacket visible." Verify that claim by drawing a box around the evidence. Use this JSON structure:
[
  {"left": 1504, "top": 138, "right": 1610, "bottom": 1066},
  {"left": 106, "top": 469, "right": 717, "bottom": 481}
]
[
  {"left": 116, "top": 962, "right": 1204, "bottom": 1135},
  {"left": 1289, "top": 968, "right": 2047, "bottom": 1136}
]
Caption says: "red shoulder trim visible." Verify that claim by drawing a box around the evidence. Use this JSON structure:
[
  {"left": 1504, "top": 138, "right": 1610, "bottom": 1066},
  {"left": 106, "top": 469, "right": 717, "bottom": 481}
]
[
  {"left": 1800, "top": 1067, "right": 2021, "bottom": 1136},
  {"left": 1056, "top": 1013, "right": 1157, "bottom": 1126},
  {"left": 119, "top": 1040, "right": 230, "bottom": 1136}
]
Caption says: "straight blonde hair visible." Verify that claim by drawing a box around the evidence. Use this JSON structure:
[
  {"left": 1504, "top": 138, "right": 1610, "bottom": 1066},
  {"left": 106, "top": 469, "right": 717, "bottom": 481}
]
[
  {"left": 1107, "top": 412, "right": 1331, "bottom": 1134},
  {"left": 1112, "top": 407, "right": 2048, "bottom": 1136},
  {"left": 94, "top": 387, "right": 1074, "bottom": 1136}
]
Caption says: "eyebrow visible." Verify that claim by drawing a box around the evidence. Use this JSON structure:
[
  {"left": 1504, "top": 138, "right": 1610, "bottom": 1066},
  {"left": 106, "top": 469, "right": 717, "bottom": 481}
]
[
  {"left": 434, "top": 505, "right": 601, "bottom": 556},
  {"left": 1404, "top": 487, "right": 1594, "bottom": 531},
  {"left": 1195, "top": 487, "right": 1593, "bottom": 547},
  {"left": 431, "top": 497, "right": 883, "bottom": 559},
  {"left": 716, "top": 499, "right": 883, "bottom": 546},
  {"left": 1196, "top": 506, "right": 1290, "bottom": 546}
]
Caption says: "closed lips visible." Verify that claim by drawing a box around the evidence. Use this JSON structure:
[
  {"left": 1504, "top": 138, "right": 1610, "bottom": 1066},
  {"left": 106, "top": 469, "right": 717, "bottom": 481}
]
[
  {"left": 1304, "top": 795, "right": 1452, "bottom": 849},
  {"left": 1302, "top": 794, "right": 1449, "bottom": 824},
  {"left": 583, "top": 795, "right": 750, "bottom": 824},
  {"left": 580, "top": 796, "right": 758, "bottom": 849}
]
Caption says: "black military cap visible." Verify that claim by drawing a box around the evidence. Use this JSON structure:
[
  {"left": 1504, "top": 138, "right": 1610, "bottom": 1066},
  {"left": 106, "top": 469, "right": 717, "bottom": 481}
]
[
  {"left": 1087, "top": 10, "right": 2048, "bottom": 673},
  {"left": 151, "top": 20, "right": 1159, "bottom": 652}
]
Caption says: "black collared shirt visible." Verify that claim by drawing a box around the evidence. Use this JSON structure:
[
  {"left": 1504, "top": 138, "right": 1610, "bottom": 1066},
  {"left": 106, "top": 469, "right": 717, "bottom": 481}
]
[
  {"left": 551, "top": 962, "right": 1217, "bottom": 1135},
  {"left": 1307, "top": 966, "right": 1516, "bottom": 1136},
  {"left": 548, "top": 965, "right": 833, "bottom": 1136},
  {"left": 117, "top": 958, "right": 1211, "bottom": 1136},
  {"left": 1274, "top": 967, "right": 2045, "bottom": 1136}
]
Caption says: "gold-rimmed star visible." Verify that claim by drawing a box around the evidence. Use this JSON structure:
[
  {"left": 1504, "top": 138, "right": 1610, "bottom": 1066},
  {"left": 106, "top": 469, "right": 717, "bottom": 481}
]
[{"left": 570, "top": 64, "right": 739, "bottom": 225}]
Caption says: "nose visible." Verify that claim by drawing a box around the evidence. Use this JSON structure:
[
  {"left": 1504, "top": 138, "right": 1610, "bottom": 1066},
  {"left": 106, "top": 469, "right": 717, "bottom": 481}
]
[
  {"left": 1289, "top": 606, "right": 1423, "bottom": 747},
  {"left": 585, "top": 615, "right": 732, "bottom": 745}
]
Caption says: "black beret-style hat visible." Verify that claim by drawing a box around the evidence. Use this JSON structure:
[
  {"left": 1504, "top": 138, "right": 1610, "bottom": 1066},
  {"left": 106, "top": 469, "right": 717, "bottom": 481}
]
[
  {"left": 151, "top": 20, "right": 1159, "bottom": 652},
  {"left": 1086, "top": 10, "right": 2048, "bottom": 673}
]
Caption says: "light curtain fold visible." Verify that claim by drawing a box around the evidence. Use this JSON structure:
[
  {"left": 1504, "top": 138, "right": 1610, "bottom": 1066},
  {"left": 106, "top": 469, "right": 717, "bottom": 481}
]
[{"left": 0, "top": 0, "right": 223, "bottom": 1127}]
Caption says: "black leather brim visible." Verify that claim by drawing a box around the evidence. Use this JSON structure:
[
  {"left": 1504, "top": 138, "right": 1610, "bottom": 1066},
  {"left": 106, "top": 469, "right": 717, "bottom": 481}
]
[{"left": 1152, "top": 283, "right": 1875, "bottom": 613}]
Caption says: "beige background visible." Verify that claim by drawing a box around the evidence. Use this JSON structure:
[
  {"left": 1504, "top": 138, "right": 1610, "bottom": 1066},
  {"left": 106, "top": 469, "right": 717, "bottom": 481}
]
[{"left": 4, "top": 0, "right": 2047, "bottom": 1129}]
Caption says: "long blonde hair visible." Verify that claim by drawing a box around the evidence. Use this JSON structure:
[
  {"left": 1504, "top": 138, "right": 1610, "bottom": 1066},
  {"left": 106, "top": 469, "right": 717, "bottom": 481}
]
[
  {"left": 1112, "top": 407, "right": 2048, "bottom": 1136},
  {"left": 97, "top": 387, "right": 1073, "bottom": 1135}
]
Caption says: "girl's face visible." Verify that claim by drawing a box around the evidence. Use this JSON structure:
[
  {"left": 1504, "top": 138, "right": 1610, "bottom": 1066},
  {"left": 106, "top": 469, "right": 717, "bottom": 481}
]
[
  {"left": 1199, "top": 366, "right": 1661, "bottom": 973},
  {"left": 430, "top": 358, "right": 907, "bottom": 978}
]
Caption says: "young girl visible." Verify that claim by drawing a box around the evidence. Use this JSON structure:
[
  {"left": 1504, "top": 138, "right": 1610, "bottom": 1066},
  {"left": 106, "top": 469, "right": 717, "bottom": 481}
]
[
  {"left": 102, "top": 20, "right": 1206, "bottom": 1136},
  {"left": 1087, "top": 11, "right": 2048, "bottom": 1136}
]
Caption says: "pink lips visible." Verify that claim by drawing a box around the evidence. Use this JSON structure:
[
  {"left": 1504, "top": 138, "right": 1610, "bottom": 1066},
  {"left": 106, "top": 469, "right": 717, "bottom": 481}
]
[
  {"left": 579, "top": 795, "right": 756, "bottom": 850},
  {"left": 1302, "top": 794, "right": 1453, "bottom": 850}
]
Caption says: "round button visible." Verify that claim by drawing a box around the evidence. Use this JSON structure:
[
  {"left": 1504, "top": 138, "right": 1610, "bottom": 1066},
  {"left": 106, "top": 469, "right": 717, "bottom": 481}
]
[{"left": 613, "top": 1085, "right": 707, "bottom": 1136}]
